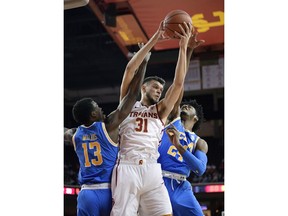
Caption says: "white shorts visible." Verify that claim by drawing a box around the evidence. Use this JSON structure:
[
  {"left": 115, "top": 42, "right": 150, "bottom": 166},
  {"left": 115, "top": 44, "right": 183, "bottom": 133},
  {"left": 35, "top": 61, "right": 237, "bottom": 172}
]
[{"left": 110, "top": 159, "right": 172, "bottom": 216}]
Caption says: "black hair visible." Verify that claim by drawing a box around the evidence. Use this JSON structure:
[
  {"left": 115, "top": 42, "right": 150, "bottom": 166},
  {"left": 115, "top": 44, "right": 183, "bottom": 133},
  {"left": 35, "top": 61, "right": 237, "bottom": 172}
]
[
  {"left": 72, "top": 98, "right": 94, "bottom": 125},
  {"left": 143, "top": 76, "right": 165, "bottom": 86},
  {"left": 181, "top": 99, "right": 204, "bottom": 132}
]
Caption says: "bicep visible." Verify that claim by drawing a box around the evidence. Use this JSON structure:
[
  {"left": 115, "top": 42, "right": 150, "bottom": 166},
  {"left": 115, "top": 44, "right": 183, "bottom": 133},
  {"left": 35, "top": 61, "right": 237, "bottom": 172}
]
[
  {"left": 196, "top": 139, "right": 208, "bottom": 154},
  {"left": 158, "top": 84, "right": 182, "bottom": 119}
]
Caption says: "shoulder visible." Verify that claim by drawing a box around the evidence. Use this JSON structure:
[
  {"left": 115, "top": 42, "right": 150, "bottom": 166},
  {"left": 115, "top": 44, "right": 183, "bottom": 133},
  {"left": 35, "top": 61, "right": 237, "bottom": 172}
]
[{"left": 196, "top": 138, "right": 208, "bottom": 154}]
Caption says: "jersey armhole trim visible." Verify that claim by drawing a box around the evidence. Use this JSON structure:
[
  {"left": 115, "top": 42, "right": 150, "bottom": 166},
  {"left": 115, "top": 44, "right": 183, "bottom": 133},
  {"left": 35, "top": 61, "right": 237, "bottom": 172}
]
[
  {"left": 101, "top": 122, "right": 118, "bottom": 147},
  {"left": 168, "top": 117, "right": 181, "bottom": 126},
  {"left": 72, "top": 132, "right": 77, "bottom": 151}
]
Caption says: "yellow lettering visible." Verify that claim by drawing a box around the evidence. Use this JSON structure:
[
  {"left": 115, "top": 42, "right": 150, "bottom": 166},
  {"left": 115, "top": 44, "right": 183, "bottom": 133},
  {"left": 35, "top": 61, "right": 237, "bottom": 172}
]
[{"left": 192, "top": 11, "right": 224, "bottom": 33}]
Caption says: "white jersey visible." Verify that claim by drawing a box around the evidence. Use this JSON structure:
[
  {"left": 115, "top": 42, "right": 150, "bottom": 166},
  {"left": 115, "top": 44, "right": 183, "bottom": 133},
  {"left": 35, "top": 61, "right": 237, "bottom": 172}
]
[{"left": 118, "top": 101, "right": 164, "bottom": 161}]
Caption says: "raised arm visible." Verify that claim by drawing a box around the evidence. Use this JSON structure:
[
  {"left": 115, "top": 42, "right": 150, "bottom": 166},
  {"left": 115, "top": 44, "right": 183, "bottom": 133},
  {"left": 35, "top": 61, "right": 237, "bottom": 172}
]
[
  {"left": 105, "top": 55, "right": 150, "bottom": 140},
  {"left": 167, "top": 28, "right": 205, "bottom": 124},
  {"left": 119, "top": 21, "right": 165, "bottom": 101},
  {"left": 157, "top": 22, "right": 192, "bottom": 123}
]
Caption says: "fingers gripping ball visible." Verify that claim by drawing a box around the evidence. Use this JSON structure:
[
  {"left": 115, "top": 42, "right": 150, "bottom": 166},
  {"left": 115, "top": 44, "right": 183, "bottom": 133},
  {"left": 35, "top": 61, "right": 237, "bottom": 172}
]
[{"left": 163, "top": 10, "right": 192, "bottom": 39}]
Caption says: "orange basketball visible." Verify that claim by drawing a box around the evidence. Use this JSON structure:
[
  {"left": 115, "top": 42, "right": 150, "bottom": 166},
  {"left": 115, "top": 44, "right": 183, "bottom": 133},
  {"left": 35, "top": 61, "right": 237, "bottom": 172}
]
[{"left": 163, "top": 10, "right": 192, "bottom": 39}]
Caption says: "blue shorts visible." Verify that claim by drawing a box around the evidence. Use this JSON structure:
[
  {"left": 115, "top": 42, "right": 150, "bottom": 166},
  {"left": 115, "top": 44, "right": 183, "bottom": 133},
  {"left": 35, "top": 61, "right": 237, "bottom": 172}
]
[
  {"left": 163, "top": 177, "right": 204, "bottom": 216},
  {"left": 77, "top": 188, "right": 112, "bottom": 216}
]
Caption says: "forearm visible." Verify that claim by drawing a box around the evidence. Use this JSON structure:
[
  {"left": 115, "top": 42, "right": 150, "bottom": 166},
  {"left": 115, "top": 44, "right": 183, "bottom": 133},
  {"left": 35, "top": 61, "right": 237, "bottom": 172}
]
[
  {"left": 186, "top": 47, "right": 194, "bottom": 68},
  {"left": 119, "top": 60, "right": 147, "bottom": 115},
  {"left": 128, "top": 60, "right": 148, "bottom": 98},
  {"left": 182, "top": 150, "right": 207, "bottom": 176},
  {"left": 120, "top": 34, "right": 158, "bottom": 100},
  {"left": 126, "top": 34, "right": 158, "bottom": 73},
  {"left": 173, "top": 46, "right": 187, "bottom": 87},
  {"left": 167, "top": 87, "right": 183, "bottom": 123}
]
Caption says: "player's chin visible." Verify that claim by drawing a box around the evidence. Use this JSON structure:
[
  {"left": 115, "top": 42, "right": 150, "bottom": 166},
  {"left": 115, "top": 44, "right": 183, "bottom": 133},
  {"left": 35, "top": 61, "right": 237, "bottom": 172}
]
[
  {"left": 153, "top": 97, "right": 160, "bottom": 103},
  {"left": 180, "top": 111, "right": 189, "bottom": 118}
]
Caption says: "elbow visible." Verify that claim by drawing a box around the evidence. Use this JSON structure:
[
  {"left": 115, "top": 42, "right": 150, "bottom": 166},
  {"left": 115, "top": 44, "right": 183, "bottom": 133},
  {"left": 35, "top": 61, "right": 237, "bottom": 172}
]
[
  {"left": 173, "top": 79, "right": 185, "bottom": 90},
  {"left": 193, "top": 164, "right": 206, "bottom": 176}
]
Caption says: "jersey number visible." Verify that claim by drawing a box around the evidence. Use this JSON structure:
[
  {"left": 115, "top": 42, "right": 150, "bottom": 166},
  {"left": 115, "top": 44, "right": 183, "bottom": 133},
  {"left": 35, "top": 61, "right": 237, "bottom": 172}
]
[
  {"left": 82, "top": 141, "right": 103, "bottom": 167},
  {"left": 135, "top": 117, "right": 148, "bottom": 132},
  {"left": 167, "top": 146, "right": 183, "bottom": 162}
]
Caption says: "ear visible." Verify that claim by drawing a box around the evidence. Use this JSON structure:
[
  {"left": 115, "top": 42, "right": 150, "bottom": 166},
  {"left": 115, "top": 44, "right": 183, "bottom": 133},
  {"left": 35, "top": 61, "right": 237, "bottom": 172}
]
[
  {"left": 193, "top": 115, "right": 199, "bottom": 122},
  {"left": 91, "top": 111, "right": 97, "bottom": 117},
  {"left": 141, "top": 84, "right": 146, "bottom": 93}
]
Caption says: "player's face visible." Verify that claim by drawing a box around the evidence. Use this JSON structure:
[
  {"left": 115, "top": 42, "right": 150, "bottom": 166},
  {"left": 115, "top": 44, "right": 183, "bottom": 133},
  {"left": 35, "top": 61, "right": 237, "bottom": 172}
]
[
  {"left": 91, "top": 101, "right": 105, "bottom": 121},
  {"left": 144, "top": 80, "right": 164, "bottom": 104},
  {"left": 180, "top": 104, "right": 197, "bottom": 120}
]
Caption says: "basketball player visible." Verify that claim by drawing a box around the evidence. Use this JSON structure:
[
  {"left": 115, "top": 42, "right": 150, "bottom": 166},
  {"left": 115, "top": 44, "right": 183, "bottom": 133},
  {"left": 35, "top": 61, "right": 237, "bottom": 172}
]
[
  {"left": 157, "top": 30, "right": 208, "bottom": 216},
  {"left": 64, "top": 53, "right": 150, "bottom": 216},
  {"left": 110, "top": 21, "right": 192, "bottom": 216}
]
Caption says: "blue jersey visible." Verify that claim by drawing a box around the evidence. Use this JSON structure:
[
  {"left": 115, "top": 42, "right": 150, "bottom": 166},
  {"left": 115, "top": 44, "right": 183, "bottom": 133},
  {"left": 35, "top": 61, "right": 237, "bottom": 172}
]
[
  {"left": 158, "top": 117, "right": 199, "bottom": 177},
  {"left": 72, "top": 122, "right": 118, "bottom": 185},
  {"left": 158, "top": 117, "right": 204, "bottom": 216}
]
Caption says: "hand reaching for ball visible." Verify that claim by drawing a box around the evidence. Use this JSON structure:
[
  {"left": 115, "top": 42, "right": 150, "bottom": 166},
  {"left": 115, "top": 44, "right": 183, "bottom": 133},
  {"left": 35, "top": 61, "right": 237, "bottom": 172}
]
[
  {"left": 188, "top": 27, "right": 205, "bottom": 49},
  {"left": 174, "top": 21, "right": 192, "bottom": 48}
]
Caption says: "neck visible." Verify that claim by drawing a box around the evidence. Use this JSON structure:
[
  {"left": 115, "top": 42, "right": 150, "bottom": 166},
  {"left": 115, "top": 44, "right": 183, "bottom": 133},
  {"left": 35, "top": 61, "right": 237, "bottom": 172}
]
[
  {"left": 181, "top": 119, "right": 193, "bottom": 132},
  {"left": 140, "top": 97, "right": 153, "bottom": 107}
]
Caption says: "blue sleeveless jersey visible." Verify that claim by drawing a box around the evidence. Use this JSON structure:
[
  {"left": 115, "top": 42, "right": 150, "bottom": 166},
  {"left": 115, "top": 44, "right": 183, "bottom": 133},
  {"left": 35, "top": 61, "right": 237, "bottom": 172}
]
[
  {"left": 72, "top": 122, "right": 119, "bottom": 185},
  {"left": 158, "top": 117, "right": 199, "bottom": 177}
]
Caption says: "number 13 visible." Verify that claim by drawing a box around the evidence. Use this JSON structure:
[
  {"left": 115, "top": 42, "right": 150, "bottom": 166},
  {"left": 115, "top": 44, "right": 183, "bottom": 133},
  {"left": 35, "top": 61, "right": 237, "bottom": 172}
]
[{"left": 82, "top": 141, "right": 103, "bottom": 167}]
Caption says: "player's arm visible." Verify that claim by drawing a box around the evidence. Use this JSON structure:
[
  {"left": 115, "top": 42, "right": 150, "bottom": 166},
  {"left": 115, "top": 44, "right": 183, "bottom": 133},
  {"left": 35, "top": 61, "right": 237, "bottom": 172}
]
[
  {"left": 64, "top": 127, "right": 76, "bottom": 144},
  {"left": 157, "top": 22, "right": 191, "bottom": 123},
  {"left": 166, "top": 87, "right": 183, "bottom": 124},
  {"left": 166, "top": 28, "right": 205, "bottom": 124},
  {"left": 166, "top": 38, "right": 195, "bottom": 123},
  {"left": 119, "top": 21, "right": 165, "bottom": 101},
  {"left": 166, "top": 126, "right": 208, "bottom": 176},
  {"left": 106, "top": 56, "right": 149, "bottom": 135},
  {"left": 181, "top": 138, "right": 208, "bottom": 176}
]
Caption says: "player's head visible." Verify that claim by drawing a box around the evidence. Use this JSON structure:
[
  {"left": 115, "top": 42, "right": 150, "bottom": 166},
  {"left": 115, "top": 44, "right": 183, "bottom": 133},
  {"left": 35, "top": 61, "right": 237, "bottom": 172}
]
[
  {"left": 72, "top": 98, "right": 105, "bottom": 125},
  {"left": 141, "top": 76, "right": 165, "bottom": 105},
  {"left": 180, "top": 99, "right": 204, "bottom": 132}
]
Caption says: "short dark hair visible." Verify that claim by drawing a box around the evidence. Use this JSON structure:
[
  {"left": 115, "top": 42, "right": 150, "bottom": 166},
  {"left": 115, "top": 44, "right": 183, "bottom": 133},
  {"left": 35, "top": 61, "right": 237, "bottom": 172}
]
[
  {"left": 143, "top": 76, "right": 165, "bottom": 86},
  {"left": 72, "top": 98, "right": 94, "bottom": 125},
  {"left": 181, "top": 99, "right": 204, "bottom": 132}
]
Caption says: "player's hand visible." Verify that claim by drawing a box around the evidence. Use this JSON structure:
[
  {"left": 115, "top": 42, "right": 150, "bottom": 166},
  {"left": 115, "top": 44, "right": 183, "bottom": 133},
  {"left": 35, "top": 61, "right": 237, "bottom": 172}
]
[
  {"left": 175, "top": 21, "right": 192, "bottom": 48},
  {"left": 166, "top": 125, "right": 181, "bottom": 146},
  {"left": 156, "top": 20, "right": 170, "bottom": 41},
  {"left": 188, "top": 27, "right": 205, "bottom": 49}
]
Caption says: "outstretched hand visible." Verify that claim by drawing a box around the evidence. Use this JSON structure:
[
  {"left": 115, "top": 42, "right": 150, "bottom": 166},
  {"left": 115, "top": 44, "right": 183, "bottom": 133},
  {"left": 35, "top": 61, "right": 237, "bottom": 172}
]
[
  {"left": 156, "top": 20, "right": 171, "bottom": 41},
  {"left": 175, "top": 21, "right": 192, "bottom": 48},
  {"left": 188, "top": 27, "right": 205, "bottom": 49}
]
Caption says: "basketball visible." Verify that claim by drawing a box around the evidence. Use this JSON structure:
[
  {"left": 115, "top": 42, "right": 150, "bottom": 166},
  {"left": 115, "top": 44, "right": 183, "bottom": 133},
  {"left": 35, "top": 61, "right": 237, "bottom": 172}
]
[{"left": 163, "top": 10, "right": 192, "bottom": 39}]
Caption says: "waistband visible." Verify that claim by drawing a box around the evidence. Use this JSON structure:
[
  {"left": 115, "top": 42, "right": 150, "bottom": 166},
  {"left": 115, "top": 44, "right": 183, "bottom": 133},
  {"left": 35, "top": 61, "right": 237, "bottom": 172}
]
[
  {"left": 118, "top": 158, "right": 157, "bottom": 165},
  {"left": 81, "top": 183, "right": 111, "bottom": 190},
  {"left": 162, "top": 170, "right": 187, "bottom": 181}
]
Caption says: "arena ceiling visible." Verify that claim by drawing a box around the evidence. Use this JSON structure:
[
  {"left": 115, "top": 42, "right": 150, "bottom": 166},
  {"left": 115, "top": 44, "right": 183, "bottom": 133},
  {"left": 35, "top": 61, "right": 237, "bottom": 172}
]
[{"left": 64, "top": 0, "right": 224, "bottom": 105}]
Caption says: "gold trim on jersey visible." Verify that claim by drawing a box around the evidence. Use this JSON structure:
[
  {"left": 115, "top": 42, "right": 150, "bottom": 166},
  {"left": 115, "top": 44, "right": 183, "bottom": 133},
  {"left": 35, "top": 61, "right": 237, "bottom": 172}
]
[
  {"left": 101, "top": 122, "right": 118, "bottom": 147},
  {"left": 165, "top": 117, "right": 181, "bottom": 128},
  {"left": 72, "top": 131, "right": 77, "bottom": 151}
]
